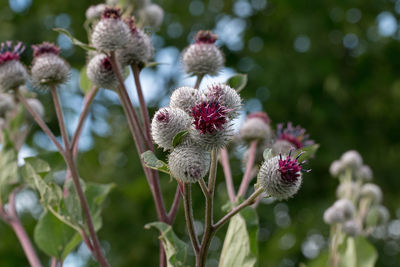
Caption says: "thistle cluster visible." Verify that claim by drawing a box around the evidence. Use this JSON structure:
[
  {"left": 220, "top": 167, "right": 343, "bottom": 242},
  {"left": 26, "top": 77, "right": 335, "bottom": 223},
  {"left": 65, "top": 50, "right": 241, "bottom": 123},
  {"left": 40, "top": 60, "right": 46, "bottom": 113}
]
[{"left": 324, "top": 150, "right": 389, "bottom": 237}]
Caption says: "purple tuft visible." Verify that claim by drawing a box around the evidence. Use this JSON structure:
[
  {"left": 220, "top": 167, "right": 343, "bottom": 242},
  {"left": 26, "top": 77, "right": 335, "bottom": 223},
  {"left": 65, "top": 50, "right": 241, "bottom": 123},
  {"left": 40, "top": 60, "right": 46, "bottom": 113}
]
[
  {"left": 0, "top": 41, "right": 25, "bottom": 65},
  {"left": 276, "top": 122, "right": 314, "bottom": 149},
  {"left": 247, "top": 111, "right": 271, "bottom": 124},
  {"left": 191, "top": 100, "right": 228, "bottom": 134},
  {"left": 195, "top": 30, "right": 218, "bottom": 44},
  {"left": 101, "top": 7, "right": 122, "bottom": 19},
  {"left": 124, "top": 17, "right": 138, "bottom": 35},
  {"left": 278, "top": 153, "right": 303, "bottom": 184},
  {"left": 101, "top": 57, "right": 113, "bottom": 71},
  {"left": 156, "top": 110, "right": 169, "bottom": 123},
  {"left": 32, "top": 42, "right": 60, "bottom": 58}
]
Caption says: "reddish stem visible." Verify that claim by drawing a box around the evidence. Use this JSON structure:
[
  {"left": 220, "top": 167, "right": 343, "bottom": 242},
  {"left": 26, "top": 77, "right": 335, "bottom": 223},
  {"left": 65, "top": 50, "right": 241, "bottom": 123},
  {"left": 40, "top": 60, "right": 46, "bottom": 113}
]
[
  {"left": 237, "top": 140, "right": 258, "bottom": 199},
  {"left": 219, "top": 148, "right": 235, "bottom": 202}
]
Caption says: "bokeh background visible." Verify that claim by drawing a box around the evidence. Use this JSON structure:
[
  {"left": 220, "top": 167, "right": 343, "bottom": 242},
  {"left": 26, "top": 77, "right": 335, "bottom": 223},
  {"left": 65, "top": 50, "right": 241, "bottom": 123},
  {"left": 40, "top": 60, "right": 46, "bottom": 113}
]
[{"left": 1, "top": 0, "right": 400, "bottom": 266}]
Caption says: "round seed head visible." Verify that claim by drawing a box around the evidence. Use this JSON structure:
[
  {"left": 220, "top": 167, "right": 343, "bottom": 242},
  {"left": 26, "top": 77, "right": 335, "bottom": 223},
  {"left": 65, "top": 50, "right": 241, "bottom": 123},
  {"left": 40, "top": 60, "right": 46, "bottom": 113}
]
[
  {"left": 323, "top": 206, "right": 345, "bottom": 224},
  {"left": 0, "top": 41, "right": 27, "bottom": 91},
  {"left": 0, "top": 93, "right": 15, "bottom": 117},
  {"left": 169, "top": 86, "right": 203, "bottom": 114},
  {"left": 85, "top": 4, "right": 107, "bottom": 20},
  {"left": 333, "top": 199, "right": 355, "bottom": 220},
  {"left": 87, "top": 54, "right": 119, "bottom": 90},
  {"left": 139, "top": 4, "right": 164, "bottom": 28},
  {"left": 240, "top": 117, "right": 272, "bottom": 143},
  {"left": 360, "top": 183, "right": 382, "bottom": 204},
  {"left": 188, "top": 124, "right": 234, "bottom": 151},
  {"left": 340, "top": 150, "right": 363, "bottom": 170},
  {"left": 275, "top": 122, "right": 314, "bottom": 149},
  {"left": 342, "top": 220, "right": 360, "bottom": 236},
  {"left": 91, "top": 7, "right": 131, "bottom": 51},
  {"left": 205, "top": 83, "right": 242, "bottom": 119},
  {"left": 257, "top": 154, "right": 306, "bottom": 200},
  {"left": 26, "top": 98, "right": 45, "bottom": 119},
  {"left": 151, "top": 107, "right": 192, "bottom": 151},
  {"left": 271, "top": 139, "right": 296, "bottom": 156},
  {"left": 355, "top": 165, "right": 373, "bottom": 181},
  {"left": 168, "top": 145, "right": 210, "bottom": 183},
  {"left": 330, "top": 160, "right": 345, "bottom": 177}
]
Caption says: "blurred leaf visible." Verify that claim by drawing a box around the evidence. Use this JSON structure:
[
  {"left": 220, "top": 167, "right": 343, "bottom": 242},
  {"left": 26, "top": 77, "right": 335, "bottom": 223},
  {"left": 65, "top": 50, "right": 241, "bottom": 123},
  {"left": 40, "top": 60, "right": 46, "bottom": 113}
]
[
  {"left": 145, "top": 62, "right": 164, "bottom": 68},
  {"left": 8, "top": 106, "right": 25, "bottom": 134},
  {"left": 263, "top": 148, "right": 273, "bottom": 161},
  {"left": 53, "top": 28, "right": 96, "bottom": 51},
  {"left": 172, "top": 130, "right": 188, "bottom": 148},
  {"left": 338, "top": 236, "right": 377, "bottom": 267},
  {"left": 141, "top": 151, "right": 170, "bottom": 174},
  {"left": 145, "top": 222, "right": 187, "bottom": 267},
  {"left": 79, "top": 66, "right": 93, "bottom": 94},
  {"left": 64, "top": 179, "right": 84, "bottom": 227},
  {"left": 34, "top": 211, "right": 81, "bottom": 260},
  {"left": 303, "top": 250, "right": 328, "bottom": 267},
  {"left": 226, "top": 73, "right": 248, "bottom": 92},
  {"left": 85, "top": 182, "right": 115, "bottom": 231},
  {"left": 295, "top": 144, "right": 320, "bottom": 162},
  {"left": 219, "top": 206, "right": 258, "bottom": 267},
  {"left": 0, "top": 130, "right": 18, "bottom": 203},
  {"left": 24, "top": 157, "right": 51, "bottom": 174}
]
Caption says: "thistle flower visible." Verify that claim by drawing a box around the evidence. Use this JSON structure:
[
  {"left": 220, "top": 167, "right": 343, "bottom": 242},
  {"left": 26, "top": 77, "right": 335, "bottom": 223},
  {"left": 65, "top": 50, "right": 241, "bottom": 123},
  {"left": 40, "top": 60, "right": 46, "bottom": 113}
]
[
  {"left": 355, "top": 165, "right": 373, "bottom": 181},
  {"left": 360, "top": 183, "right": 382, "bottom": 204},
  {"left": 205, "top": 83, "right": 242, "bottom": 119},
  {"left": 169, "top": 86, "right": 203, "bottom": 114},
  {"left": 275, "top": 122, "right": 314, "bottom": 150},
  {"left": 240, "top": 112, "right": 272, "bottom": 143},
  {"left": 257, "top": 152, "right": 308, "bottom": 200},
  {"left": 85, "top": 4, "right": 107, "bottom": 20},
  {"left": 342, "top": 220, "right": 360, "bottom": 236},
  {"left": 26, "top": 98, "right": 45, "bottom": 119},
  {"left": 151, "top": 107, "right": 192, "bottom": 150},
  {"left": 91, "top": 7, "right": 131, "bottom": 51},
  {"left": 181, "top": 30, "right": 224, "bottom": 77},
  {"left": 271, "top": 140, "right": 296, "bottom": 156},
  {"left": 0, "top": 41, "right": 28, "bottom": 91},
  {"left": 340, "top": 150, "right": 363, "bottom": 170},
  {"left": 116, "top": 18, "right": 154, "bottom": 67},
  {"left": 87, "top": 54, "right": 119, "bottom": 90},
  {"left": 139, "top": 4, "right": 164, "bottom": 28},
  {"left": 189, "top": 99, "right": 233, "bottom": 150},
  {"left": 31, "top": 42, "right": 70, "bottom": 88},
  {"left": 0, "top": 93, "right": 15, "bottom": 117},
  {"left": 168, "top": 145, "right": 210, "bottom": 183}
]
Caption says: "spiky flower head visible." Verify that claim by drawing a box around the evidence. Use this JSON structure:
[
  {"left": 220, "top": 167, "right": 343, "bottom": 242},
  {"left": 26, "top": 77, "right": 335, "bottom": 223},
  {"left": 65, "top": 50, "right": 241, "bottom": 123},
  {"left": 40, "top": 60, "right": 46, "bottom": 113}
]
[
  {"left": 169, "top": 86, "right": 203, "bottom": 114},
  {"left": 85, "top": 4, "right": 107, "bottom": 20},
  {"left": 342, "top": 220, "right": 360, "bottom": 236},
  {"left": 91, "top": 7, "right": 131, "bottom": 51},
  {"left": 31, "top": 42, "right": 70, "bottom": 88},
  {"left": 0, "top": 93, "right": 15, "bottom": 117},
  {"left": 257, "top": 152, "right": 308, "bottom": 200},
  {"left": 340, "top": 150, "right": 363, "bottom": 170},
  {"left": 151, "top": 107, "right": 192, "bottom": 151},
  {"left": 276, "top": 122, "right": 314, "bottom": 150},
  {"left": 139, "top": 4, "right": 164, "bottom": 28},
  {"left": 0, "top": 41, "right": 28, "bottom": 91},
  {"left": 360, "top": 183, "right": 382, "bottom": 204},
  {"left": 87, "top": 54, "right": 119, "bottom": 90},
  {"left": 168, "top": 145, "right": 210, "bottom": 183},
  {"left": 181, "top": 30, "right": 224, "bottom": 76},
  {"left": 116, "top": 17, "right": 154, "bottom": 66},
  {"left": 240, "top": 113, "right": 272, "bottom": 143},
  {"left": 205, "top": 83, "right": 242, "bottom": 118},
  {"left": 26, "top": 98, "right": 45, "bottom": 119}
]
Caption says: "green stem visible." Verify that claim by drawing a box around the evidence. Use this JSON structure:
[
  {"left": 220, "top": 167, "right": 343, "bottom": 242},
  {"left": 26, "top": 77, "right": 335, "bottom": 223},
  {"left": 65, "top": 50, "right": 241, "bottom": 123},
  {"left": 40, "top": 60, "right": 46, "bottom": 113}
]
[{"left": 183, "top": 183, "right": 200, "bottom": 254}]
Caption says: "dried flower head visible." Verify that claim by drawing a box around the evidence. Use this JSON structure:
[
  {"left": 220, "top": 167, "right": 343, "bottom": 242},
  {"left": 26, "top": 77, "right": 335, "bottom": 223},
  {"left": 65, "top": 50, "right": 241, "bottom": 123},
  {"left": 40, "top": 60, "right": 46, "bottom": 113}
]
[
  {"left": 87, "top": 54, "right": 119, "bottom": 90},
  {"left": 168, "top": 145, "right": 210, "bottom": 183},
  {"left": 205, "top": 83, "right": 242, "bottom": 118},
  {"left": 169, "top": 86, "right": 203, "bottom": 114},
  {"left": 0, "top": 41, "right": 28, "bottom": 91}
]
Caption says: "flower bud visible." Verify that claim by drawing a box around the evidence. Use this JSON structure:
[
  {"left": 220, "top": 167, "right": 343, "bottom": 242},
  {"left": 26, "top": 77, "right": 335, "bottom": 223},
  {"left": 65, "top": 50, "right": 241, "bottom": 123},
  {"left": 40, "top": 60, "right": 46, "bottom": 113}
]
[
  {"left": 360, "top": 183, "right": 382, "bottom": 204},
  {"left": 329, "top": 160, "right": 345, "bottom": 177},
  {"left": 31, "top": 42, "right": 70, "bottom": 88},
  {"left": 87, "top": 54, "right": 119, "bottom": 90},
  {"left": 0, "top": 41, "right": 28, "bottom": 91},
  {"left": 0, "top": 93, "right": 15, "bottom": 117},
  {"left": 257, "top": 154, "right": 306, "bottom": 200},
  {"left": 91, "top": 7, "right": 131, "bottom": 51},
  {"left": 271, "top": 139, "right": 296, "bottom": 156},
  {"left": 333, "top": 199, "right": 355, "bottom": 220},
  {"left": 26, "top": 98, "right": 45, "bottom": 119},
  {"left": 151, "top": 107, "right": 192, "bottom": 151},
  {"left": 275, "top": 122, "right": 314, "bottom": 150},
  {"left": 342, "top": 220, "right": 360, "bottom": 236},
  {"left": 323, "top": 206, "right": 345, "bottom": 224},
  {"left": 85, "top": 4, "right": 106, "bottom": 20},
  {"left": 239, "top": 117, "right": 272, "bottom": 143},
  {"left": 168, "top": 145, "right": 210, "bottom": 183},
  {"left": 182, "top": 31, "right": 224, "bottom": 76},
  {"left": 139, "top": 4, "right": 164, "bottom": 28},
  {"left": 340, "top": 150, "right": 363, "bottom": 170},
  {"left": 116, "top": 18, "right": 154, "bottom": 67},
  {"left": 355, "top": 165, "right": 373, "bottom": 181},
  {"left": 205, "top": 83, "right": 242, "bottom": 119},
  {"left": 169, "top": 86, "right": 203, "bottom": 114}
]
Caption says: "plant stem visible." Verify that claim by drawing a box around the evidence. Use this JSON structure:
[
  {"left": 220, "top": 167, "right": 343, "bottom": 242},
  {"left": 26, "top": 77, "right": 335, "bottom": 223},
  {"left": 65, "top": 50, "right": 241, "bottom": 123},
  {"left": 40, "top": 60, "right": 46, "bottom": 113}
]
[
  {"left": 183, "top": 183, "right": 200, "bottom": 254},
  {"left": 194, "top": 74, "right": 204, "bottom": 89},
  {"left": 167, "top": 186, "right": 181, "bottom": 223},
  {"left": 237, "top": 140, "right": 258, "bottom": 199},
  {"left": 50, "top": 87, "right": 70, "bottom": 150},
  {"left": 219, "top": 148, "right": 235, "bottom": 202},
  {"left": 51, "top": 257, "right": 57, "bottom": 267}
]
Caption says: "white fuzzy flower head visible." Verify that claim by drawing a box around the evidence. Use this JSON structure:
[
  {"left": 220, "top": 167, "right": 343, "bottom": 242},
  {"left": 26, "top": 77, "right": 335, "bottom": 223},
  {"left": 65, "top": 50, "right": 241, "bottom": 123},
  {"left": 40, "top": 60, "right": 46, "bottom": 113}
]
[
  {"left": 240, "top": 112, "right": 272, "bottom": 143},
  {"left": 151, "top": 107, "right": 192, "bottom": 151},
  {"left": 272, "top": 139, "right": 296, "bottom": 156},
  {"left": 342, "top": 220, "right": 360, "bottom": 236},
  {"left": 360, "top": 183, "right": 382, "bottom": 204},
  {"left": 323, "top": 206, "right": 345, "bottom": 224},
  {"left": 0, "top": 93, "right": 15, "bottom": 117},
  {"left": 257, "top": 154, "right": 306, "bottom": 200},
  {"left": 31, "top": 42, "right": 70, "bottom": 88},
  {"left": 87, "top": 54, "right": 119, "bottom": 90},
  {"left": 85, "top": 4, "right": 106, "bottom": 20},
  {"left": 0, "top": 41, "right": 28, "bottom": 91},
  {"left": 169, "top": 86, "right": 203, "bottom": 114},
  {"left": 336, "top": 181, "right": 359, "bottom": 199},
  {"left": 205, "top": 83, "right": 242, "bottom": 119},
  {"left": 340, "top": 150, "right": 363, "bottom": 170},
  {"left": 91, "top": 7, "right": 131, "bottom": 51},
  {"left": 168, "top": 145, "right": 210, "bottom": 183},
  {"left": 140, "top": 4, "right": 164, "bottom": 28},
  {"left": 329, "top": 160, "right": 345, "bottom": 177},
  {"left": 182, "top": 31, "right": 224, "bottom": 77},
  {"left": 26, "top": 98, "right": 45, "bottom": 119},
  {"left": 333, "top": 199, "right": 356, "bottom": 220},
  {"left": 356, "top": 165, "right": 373, "bottom": 181},
  {"left": 117, "top": 18, "right": 154, "bottom": 67}
]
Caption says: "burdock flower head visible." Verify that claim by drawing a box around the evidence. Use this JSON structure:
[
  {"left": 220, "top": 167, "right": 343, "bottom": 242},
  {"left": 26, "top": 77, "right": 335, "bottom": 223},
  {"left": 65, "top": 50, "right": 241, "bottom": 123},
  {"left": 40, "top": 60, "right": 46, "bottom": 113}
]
[
  {"left": 272, "top": 122, "right": 314, "bottom": 155},
  {"left": 139, "top": 3, "right": 164, "bottom": 28},
  {"left": 205, "top": 83, "right": 241, "bottom": 119},
  {"left": 87, "top": 54, "right": 119, "bottom": 90},
  {"left": 181, "top": 30, "right": 224, "bottom": 77},
  {"left": 257, "top": 152, "right": 308, "bottom": 200},
  {"left": 91, "top": 7, "right": 131, "bottom": 51},
  {"left": 240, "top": 111, "right": 272, "bottom": 143},
  {"left": 31, "top": 42, "right": 70, "bottom": 88},
  {"left": 0, "top": 41, "right": 28, "bottom": 91},
  {"left": 117, "top": 17, "right": 154, "bottom": 67},
  {"left": 169, "top": 86, "right": 203, "bottom": 114}
]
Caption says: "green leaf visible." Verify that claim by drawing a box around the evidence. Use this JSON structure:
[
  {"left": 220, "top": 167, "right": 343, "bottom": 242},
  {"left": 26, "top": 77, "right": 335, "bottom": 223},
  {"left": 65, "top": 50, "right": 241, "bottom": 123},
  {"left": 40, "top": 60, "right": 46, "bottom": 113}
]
[
  {"left": 145, "top": 222, "right": 187, "bottom": 267},
  {"left": 145, "top": 62, "right": 164, "bottom": 68},
  {"left": 172, "top": 130, "right": 189, "bottom": 148},
  {"left": 219, "top": 206, "right": 258, "bottom": 267},
  {"left": 303, "top": 250, "right": 329, "bottom": 267},
  {"left": 24, "top": 157, "right": 51, "bottom": 174},
  {"left": 53, "top": 28, "right": 96, "bottom": 51},
  {"left": 262, "top": 148, "right": 273, "bottom": 161},
  {"left": 226, "top": 73, "right": 248, "bottom": 92},
  {"left": 338, "top": 236, "right": 378, "bottom": 267},
  {"left": 79, "top": 66, "right": 93, "bottom": 94},
  {"left": 85, "top": 182, "right": 115, "bottom": 231},
  {"left": 0, "top": 133, "right": 19, "bottom": 202},
  {"left": 34, "top": 211, "right": 81, "bottom": 260},
  {"left": 294, "top": 144, "right": 320, "bottom": 162},
  {"left": 64, "top": 179, "right": 84, "bottom": 227},
  {"left": 141, "top": 151, "right": 170, "bottom": 174}
]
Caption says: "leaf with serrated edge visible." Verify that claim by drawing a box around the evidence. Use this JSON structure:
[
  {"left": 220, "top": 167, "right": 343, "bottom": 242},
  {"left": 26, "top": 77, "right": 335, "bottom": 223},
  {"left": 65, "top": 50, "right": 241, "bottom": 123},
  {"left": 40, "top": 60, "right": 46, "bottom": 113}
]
[
  {"left": 141, "top": 151, "right": 170, "bottom": 174},
  {"left": 226, "top": 73, "right": 248, "bottom": 92},
  {"left": 294, "top": 144, "right": 320, "bottom": 162}
]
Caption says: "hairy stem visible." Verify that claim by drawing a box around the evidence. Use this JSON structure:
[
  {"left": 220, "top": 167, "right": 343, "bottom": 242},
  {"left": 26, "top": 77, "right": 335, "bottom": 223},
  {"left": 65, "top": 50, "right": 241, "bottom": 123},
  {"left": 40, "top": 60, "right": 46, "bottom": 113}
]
[
  {"left": 237, "top": 140, "right": 258, "bottom": 199},
  {"left": 167, "top": 186, "right": 181, "bottom": 223},
  {"left": 50, "top": 87, "right": 70, "bottom": 150},
  {"left": 183, "top": 183, "right": 200, "bottom": 254},
  {"left": 219, "top": 148, "right": 235, "bottom": 202},
  {"left": 194, "top": 74, "right": 204, "bottom": 89}
]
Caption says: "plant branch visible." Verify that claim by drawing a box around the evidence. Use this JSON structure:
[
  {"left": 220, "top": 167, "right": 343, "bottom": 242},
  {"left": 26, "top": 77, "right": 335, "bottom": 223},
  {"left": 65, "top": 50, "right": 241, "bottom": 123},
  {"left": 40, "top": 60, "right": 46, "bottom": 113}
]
[
  {"left": 50, "top": 87, "right": 70, "bottom": 151},
  {"left": 182, "top": 183, "right": 200, "bottom": 254},
  {"left": 167, "top": 186, "right": 181, "bottom": 223},
  {"left": 194, "top": 74, "right": 204, "bottom": 89},
  {"left": 219, "top": 148, "right": 235, "bottom": 202},
  {"left": 237, "top": 140, "right": 258, "bottom": 199}
]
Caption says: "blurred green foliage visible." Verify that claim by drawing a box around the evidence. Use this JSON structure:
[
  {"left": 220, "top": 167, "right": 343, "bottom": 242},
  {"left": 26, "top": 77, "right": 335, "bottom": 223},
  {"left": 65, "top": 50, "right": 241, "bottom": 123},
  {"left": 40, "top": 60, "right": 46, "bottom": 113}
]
[{"left": 1, "top": 0, "right": 400, "bottom": 266}]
